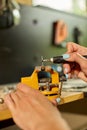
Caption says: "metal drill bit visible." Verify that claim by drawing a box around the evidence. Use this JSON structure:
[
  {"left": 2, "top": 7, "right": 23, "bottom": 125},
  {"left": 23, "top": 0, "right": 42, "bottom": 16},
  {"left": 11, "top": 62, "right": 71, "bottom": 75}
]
[
  {"left": 42, "top": 57, "right": 52, "bottom": 62},
  {"left": 42, "top": 59, "right": 51, "bottom": 62}
]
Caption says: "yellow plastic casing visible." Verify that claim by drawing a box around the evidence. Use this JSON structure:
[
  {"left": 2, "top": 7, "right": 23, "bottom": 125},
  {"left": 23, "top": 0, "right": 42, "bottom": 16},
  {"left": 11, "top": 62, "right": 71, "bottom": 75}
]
[{"left": 21, "top": 66, "right": 60, "bottom": 100}]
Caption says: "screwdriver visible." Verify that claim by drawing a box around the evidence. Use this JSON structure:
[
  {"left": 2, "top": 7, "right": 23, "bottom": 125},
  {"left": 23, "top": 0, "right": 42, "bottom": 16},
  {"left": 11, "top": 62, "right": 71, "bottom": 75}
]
[{"left": 42, "top": 55, "right": 87, "bottom": 64}]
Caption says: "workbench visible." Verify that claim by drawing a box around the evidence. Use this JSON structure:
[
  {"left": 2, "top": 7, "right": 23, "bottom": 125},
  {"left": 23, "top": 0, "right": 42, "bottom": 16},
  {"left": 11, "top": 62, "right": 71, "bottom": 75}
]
[
  {"left": 0, "top": 92, "right": 84, "bottom": 128},
  {"left": 0, "top": 79, "right": 87, "bottom": 128},
  {"left": 0, "top": 91, "right": 84, "bottom": 120}
]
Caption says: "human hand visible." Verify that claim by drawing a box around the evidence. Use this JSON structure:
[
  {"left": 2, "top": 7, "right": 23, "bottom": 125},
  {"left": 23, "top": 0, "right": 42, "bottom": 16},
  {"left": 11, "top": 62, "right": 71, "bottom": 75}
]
[
  {"left": 64, "top": 42, "right": 87, "bottom": 82},
  {"left": 65, "top": 42, "right": 87, "bottom": 54},
  {"left": 4, "top": 83, "right": 70, "bottom": 130}
]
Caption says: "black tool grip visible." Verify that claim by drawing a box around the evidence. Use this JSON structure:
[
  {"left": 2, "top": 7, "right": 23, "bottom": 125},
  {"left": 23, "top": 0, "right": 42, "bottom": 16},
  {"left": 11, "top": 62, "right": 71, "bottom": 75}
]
[
  {"left": 53, "top": 55, "right": 87, "bottom": 64},
  {"left": 53, "top": 56, "right": 66, "bottom": 63}
]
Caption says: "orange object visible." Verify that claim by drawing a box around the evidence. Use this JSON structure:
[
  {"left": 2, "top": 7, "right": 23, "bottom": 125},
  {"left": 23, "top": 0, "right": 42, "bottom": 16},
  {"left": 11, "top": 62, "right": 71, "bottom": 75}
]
[{"left": 53, "top": 20, "right": 68, "bottom": 45}]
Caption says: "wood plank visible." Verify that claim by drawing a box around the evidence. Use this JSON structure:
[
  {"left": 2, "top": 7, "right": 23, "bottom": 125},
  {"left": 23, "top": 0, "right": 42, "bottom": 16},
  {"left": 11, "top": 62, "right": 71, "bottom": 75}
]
[
  {"left": 59, "top": 91, "right": 84, "bottom": 105},
  {"left": 0, "top": 91, "right": 84, "bottom": 121},
  {"left": 16, "top": 0, "right": 32, "bottom": 5},
  {"left": 0, "top": 109, "right": 12, "bottom": 121}
]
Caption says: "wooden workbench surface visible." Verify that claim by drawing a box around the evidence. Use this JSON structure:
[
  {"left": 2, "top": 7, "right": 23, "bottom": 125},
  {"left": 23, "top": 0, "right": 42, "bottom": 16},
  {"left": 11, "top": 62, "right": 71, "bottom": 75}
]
[
  {"left": 60, "top": 91, "right": 84, "bottom": 104},
  {"left": 0, "top": 91, "right": 84, "bottom": 121},
  {"left": 16, "top": 0, "right": 32, "bottom": 5}
]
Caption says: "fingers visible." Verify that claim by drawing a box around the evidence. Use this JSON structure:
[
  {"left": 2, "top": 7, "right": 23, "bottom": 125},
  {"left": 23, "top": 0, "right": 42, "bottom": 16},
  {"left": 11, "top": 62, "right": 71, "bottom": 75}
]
[
  {"left": 51, "top": 99, "right": 58, "bottom": 106},
  {"left": 78, "top": 72, "right": 87, "bottom": 82},
  {"left": 71, "top": 53, "right": 87, "bottom": 70},
  {"left": 16, "top": 83, "right": 38, "bottom": 97},
  {"left": 4, "top": 84, "right": 27, "bottom": 108},
  {"left": 4, "top": 93, "right": 15, "bottom": 111},
  {"left": 63, "top": 41, "right": 87, "bottom": 81},
  {"left": 16, "top": 83, "right": 47, "bottom": 103},
  {"left": 4, "top": 90, "right": 25, "bottom": 112},
  {"left": 63, "top": 64, "right": 71, "bottom": 74},
  {"left": 17, "top": 83, "right": 30, "bottom": 93},
  {"left": 63, "top": 56, "right": 87, "bottom": 81},
  {"left": 64, "top": 53, "right": 87, "bottom": 70},
  {"left": 63, "top": 57, "right": 78, "bottom": 76},
  {"left": 17, "top": 83, "right": 37, "bottom": 94},
  {"left": 66, "top": 42, "right": 74, "bottom": 53},
  {"left": 17, "top": 83, "right": 45, "bottom": 100},
  {"left": 66, "top": 42, "right": 78, "bottom": 53},
  {"left": 66, "top": 42, "right": 87, "bottom": 56}
]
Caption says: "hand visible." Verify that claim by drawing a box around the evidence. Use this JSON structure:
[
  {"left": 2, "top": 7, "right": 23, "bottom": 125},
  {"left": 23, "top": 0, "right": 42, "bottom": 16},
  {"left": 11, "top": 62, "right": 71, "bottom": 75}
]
[
  {"left": 4, "top": 83, "right": 70, "bottom": 130},
  {"left": 64, "top": 42, "right": 87, "bottom": 82},
  {"left": 65, "top": 42, "right": 87, "bottom": 55}
]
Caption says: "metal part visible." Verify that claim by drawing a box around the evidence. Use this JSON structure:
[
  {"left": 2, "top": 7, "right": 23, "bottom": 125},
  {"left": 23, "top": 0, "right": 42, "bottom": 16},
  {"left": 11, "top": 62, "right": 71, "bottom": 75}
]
[
  {"left": 42, "top": 57, "right": 54, "bottom": 63},
  {"left": 0, "top": 98, "right": 4, "bottom": 104},
  {"left": 58, "top": 82, "right": 63, "bottom": 96},
  {"left": 41, "top": 56, "right": 44, "bottom": 66},
  {"left": 42, "top": 56, "right": 66, "bottom": 64},
  {"left": 21, "top": 56, "right": 68, "bottom": 100},
  {"left": 42, "top": 58, "right": 51, "bottom": 62},
  {"left": 42, "top": 55, "right": 87, "bottom": 64}
]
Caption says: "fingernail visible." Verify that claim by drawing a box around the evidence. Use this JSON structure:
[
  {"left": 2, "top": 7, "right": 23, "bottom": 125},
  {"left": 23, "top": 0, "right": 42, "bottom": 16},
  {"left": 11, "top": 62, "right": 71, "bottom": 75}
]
[
  {"left": 64, "top": 68, "right": 68, "bottom": 73},
  {"left": 63, "top": 54, "right": 70, "bottom": 59},
  {"left": 56, "top": 98, "right": 61, "bottom": 103},
  {"left": 65, "top": 74, "right": 69, "bottom": 79}
]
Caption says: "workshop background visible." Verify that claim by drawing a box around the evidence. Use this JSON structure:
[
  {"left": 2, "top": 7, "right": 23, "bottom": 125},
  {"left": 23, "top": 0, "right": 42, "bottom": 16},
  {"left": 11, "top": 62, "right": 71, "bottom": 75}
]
[
  {"left": 1, "top": 0, "right": 87, "bottom": 130},
  {"left": 0, "top": 0, "right": 87, "bottom": 84}
]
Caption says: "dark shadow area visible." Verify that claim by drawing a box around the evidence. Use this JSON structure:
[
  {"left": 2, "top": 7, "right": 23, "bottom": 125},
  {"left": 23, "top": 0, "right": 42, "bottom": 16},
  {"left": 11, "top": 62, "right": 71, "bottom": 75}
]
[
  {"left": 59, "top": 98, "right": 87, "bottom": 115},
  {"left": 0, "top": 118, "right": 14, "bottom": 129}
]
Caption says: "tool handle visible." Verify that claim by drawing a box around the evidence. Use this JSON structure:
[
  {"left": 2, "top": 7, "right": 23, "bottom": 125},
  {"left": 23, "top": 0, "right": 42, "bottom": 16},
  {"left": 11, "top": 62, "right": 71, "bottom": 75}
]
[
  {"left": 83, "top": 55, "right": 87, "bottom": 58},
  {"left": 53, "top": 56, "right": 66, "bottom": 63},
  {"left": 53, "top": 55, "right": 87, "bottom": 64}
]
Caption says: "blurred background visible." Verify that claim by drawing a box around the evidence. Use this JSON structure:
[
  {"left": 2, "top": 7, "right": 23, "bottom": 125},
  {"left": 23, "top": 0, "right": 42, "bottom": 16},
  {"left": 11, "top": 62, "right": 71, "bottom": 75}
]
[
  {"left": 1, "top": 1, "right": 87, "bottom": 130},
  {"left": 0, "top": 0, "right": 87, "bottom": 84}
]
